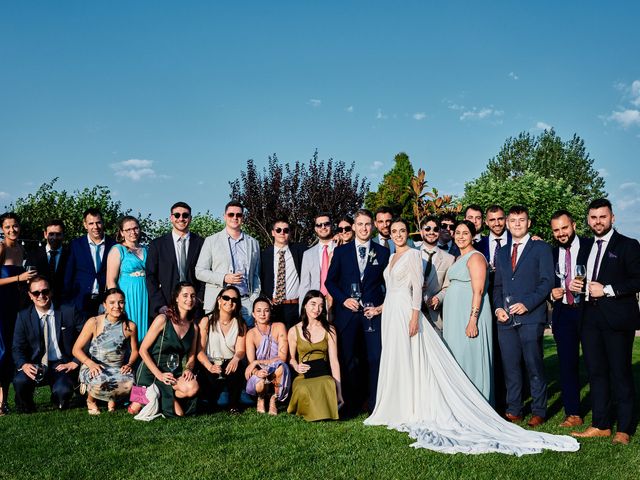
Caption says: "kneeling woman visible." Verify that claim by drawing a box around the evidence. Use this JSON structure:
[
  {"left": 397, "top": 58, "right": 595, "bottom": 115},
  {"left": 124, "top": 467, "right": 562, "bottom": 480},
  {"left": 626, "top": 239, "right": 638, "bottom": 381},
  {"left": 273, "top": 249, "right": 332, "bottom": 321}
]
[
  {"left": 287, "top": 290, "right": 343, "bottom": 421},
  {"left": 245, "top": 297, "right": 291, "bottom": 415},
  {"left": 73, "top": 287, "right": 139, "bottom": 414},
  {"left": 131, "top": 281, "right": 199, "bottom": 417},
  {"left": 196, "top": 286, "right": 247, "bottom": 413}
]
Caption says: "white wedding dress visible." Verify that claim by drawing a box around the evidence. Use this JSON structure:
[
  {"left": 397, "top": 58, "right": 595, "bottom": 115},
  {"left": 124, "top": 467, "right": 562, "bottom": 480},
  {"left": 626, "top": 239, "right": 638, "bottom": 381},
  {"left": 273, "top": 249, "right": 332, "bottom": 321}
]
[{"left": 364, "top": 248, "right": 579, "bottom": 455}]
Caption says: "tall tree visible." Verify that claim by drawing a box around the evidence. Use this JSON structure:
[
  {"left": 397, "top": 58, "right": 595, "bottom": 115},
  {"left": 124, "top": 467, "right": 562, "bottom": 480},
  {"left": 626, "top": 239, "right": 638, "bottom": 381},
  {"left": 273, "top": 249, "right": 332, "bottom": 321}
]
[
  {"left": 365, "top": 152, "right": 416, "bottom": 226},
  {"left": 230, "top": 151, "right": 369, "bottom": 247}
]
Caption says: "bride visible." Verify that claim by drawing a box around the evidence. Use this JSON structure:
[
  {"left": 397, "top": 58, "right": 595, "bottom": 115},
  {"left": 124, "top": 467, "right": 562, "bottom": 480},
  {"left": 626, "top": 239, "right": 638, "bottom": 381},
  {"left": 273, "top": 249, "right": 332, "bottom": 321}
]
[{"left": 364, "top": 218, "right": 579, "bottom": 455}]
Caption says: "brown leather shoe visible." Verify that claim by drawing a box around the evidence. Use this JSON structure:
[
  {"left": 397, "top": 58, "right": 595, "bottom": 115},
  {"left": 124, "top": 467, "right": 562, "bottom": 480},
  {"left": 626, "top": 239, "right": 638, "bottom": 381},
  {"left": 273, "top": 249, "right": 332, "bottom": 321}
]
[
  {"left": 559, "top": 415, "right": 584, "bottom": 428},
  {"left": 504, "top": 413, "right": 523, "bottom": 423},
  {"left": 527, "top": 415, "right": 545, "bottom": 427},
  {"left": 612, "top": 432, "right": 630, "bottom": 445},
  {"left": 571, "top": 426, "right": 612, "bottom": 438}
]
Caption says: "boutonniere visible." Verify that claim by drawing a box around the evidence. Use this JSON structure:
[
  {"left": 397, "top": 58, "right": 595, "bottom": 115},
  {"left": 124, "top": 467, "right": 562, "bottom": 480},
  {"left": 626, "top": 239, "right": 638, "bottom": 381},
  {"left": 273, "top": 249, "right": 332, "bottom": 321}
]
[{"left": 368, "top": 250, "right": 379, "bottom": 265}]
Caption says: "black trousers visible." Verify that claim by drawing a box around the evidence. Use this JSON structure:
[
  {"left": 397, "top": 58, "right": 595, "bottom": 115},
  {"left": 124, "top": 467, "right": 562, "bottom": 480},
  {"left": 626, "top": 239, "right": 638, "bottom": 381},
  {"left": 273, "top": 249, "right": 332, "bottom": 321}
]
[
  {"left": 13, "top": 361, "right": 76, "bottom": 411},
  {"left": 552, "top": 303, "right": 582, "bottom": 416},
  {"left": 197, "top": 359, "right": 246, "bottom": 411}
]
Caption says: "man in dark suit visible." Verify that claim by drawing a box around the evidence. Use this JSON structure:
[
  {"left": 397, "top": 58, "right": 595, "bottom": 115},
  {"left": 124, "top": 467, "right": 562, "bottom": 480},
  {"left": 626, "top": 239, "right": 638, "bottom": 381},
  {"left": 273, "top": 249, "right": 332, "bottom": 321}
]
[
  {"left": 325, "top": 208, "right": 390, "bottom": 416},
  {"left": 146, "top": 202, "right": 205, "bottom": 319},
  {"left": 260, "top": 217, "right": 306, "bottom": 329},
  {"left": 437, "top": 213, "right": 461, "bottom": 257},
  {"left": 372, "top": 206, "right": 415, "bottom": 252},
  {"left": 64, "top": 208, "right": 115, "bottom": 319},
  {"left": 571, "top": 199, "right": 640, "bottom": 445},
  {"left": 465, "top": 204, "right": 489, "bottom": 256},
  {"left": 494, "top": 205, "right": 554, "bottom": 427},
  {"left": 26, "top": 219, "right": 69, "bottom": 307},
  {"left": 12, "top": 276, "right": 83, "bottom": 412},
  {"left": 549, "top": 210, "right": 593, "bottom": 428}
]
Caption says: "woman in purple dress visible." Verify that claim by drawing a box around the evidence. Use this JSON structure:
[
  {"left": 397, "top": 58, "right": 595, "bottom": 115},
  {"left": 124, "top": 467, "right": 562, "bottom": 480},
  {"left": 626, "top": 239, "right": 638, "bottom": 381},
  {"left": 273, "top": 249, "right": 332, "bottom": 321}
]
[{"left": 245, "top": 297, "right": 290, "bottom": 415}]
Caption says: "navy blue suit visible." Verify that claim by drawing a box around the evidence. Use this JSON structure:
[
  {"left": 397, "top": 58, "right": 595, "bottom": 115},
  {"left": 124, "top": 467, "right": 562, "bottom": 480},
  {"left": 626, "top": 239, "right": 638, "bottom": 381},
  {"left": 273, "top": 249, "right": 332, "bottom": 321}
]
[
  {"left": 12, "top": 304, "right": 84, "bottom": 411},
  {"left": 551, "top": 237, "right": 592, "bottom": 417},
  {"left": 473, "top": 236, "right": 490, "bottom": 260},
  {"left": 493, "top": 238, "right": 554, "bottom": 418},
  {"left": 64, "top": 235, "right": 115, "bottom": 318},
  {"left": 325, "top": 241, "right": 389, "bottom": 415}
]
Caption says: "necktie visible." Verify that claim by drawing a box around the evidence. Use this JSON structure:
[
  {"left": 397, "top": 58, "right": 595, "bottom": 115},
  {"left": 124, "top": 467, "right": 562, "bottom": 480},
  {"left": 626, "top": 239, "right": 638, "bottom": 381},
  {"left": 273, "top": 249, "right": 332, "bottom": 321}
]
[
  {"left": 178, "top": 237, "right": 187, "bottom": 282},
  {"left": 424, "top": 251, "right": 436, "bottom": 280},
  {"left": 492, "top": 239, "right": 502, "bottom": 268},
  {"left": 275, "top": 249, "right": 286, "bottom": 304},
  {"left": 320, "top": 245, "right": 329, "bottom": 296},
  {"left": 92, "top": 242, "right": 102, "bottom": 273},
  {"left": 591, "top": 239, "right": 604, "bottom": 282},
  {"left": 564, "top": 247, "right": 574, "bottom": 305},
  {"left": 511, "top": 243, "right": 520, "bottom": 271},
  {"left": 358, "top": 246, "right": 367, "bottom": 277},
  {"left": 41, "top": 314, "right": 50, "bottom": 367},
  {"left": 49, "top": 249, "right": 59, "bottom": 276}
]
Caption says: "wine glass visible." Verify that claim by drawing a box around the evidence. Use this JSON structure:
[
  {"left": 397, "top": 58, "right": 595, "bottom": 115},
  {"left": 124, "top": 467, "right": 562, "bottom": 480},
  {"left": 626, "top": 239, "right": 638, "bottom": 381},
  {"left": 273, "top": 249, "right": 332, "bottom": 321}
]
[
  {"left": 261, "top": 363, "right": 272, "bottom": 385},
  {"left": 213, "top": 356, "right": 225, "bottom": 380},
  {"left": 504, "top": 295, "right": 520, "bottom": 327},
  {"left": 166, "top": 353, "right": 179, "bottom": 374},
  {"left": 350, "top": 283, "right": 362, "bottom": 304},
  {"left": 363, "top": 302, "right": 375, "bottom": 332},
  {"left": 554, "top": 263, "right": 567, "bottom": 281},
  {"left": 574, "top": 264, "right": 586, "bottom": 302},
  {"left": 34, "top": 363, "right": 46, "bottom": 384}
]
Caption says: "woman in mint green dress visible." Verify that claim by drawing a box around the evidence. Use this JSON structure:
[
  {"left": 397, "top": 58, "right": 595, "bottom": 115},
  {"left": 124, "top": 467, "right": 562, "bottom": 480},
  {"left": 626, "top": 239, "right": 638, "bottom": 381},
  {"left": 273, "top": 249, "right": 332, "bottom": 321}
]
[
  {"left": 443, "top": 220, "right": 494, "bottom": 404},
  {"left": 106, "top": 216, "right": 148, "bottom": 342}
]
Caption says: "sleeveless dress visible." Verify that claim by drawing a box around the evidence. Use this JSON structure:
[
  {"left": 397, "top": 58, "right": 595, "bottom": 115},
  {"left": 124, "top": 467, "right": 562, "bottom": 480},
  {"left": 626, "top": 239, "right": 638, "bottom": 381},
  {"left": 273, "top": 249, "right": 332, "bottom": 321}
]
[
  {"left": 78, "top": 316, "right": 134, "bottom": 401},
  {"left": 245, "top": 324, "right": 291, "bottom": 401},
  {"left": 135, "top": 320, "right": 197, "bottom": 417},
  {"left": 113, "top": 244, "right": 148, "bottom": 342},
  {"left": 364, "top": 248, "right": 579, "bottom": 455},
  {"left": 0, "top": 265, "right": 25, "bottom": 384},
  {"left": 287, "top": 328, "right": 338, "bottom": 421},
  {"left": 443, "top": 250, "right": 494, "bottom": 403}
]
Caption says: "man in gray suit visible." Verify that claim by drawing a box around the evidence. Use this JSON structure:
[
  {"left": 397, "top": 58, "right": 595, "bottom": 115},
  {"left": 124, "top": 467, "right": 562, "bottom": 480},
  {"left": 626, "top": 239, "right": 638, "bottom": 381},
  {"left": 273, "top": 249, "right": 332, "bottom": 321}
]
[
  {"left": 417, "top": 215, "right": 455, "bottom": 333},
  {"left": 195, "top": 200, "right": 261, "bottom": 325},
  {"left": 298, "top": 212, "right": 334, "bottom": 301}
]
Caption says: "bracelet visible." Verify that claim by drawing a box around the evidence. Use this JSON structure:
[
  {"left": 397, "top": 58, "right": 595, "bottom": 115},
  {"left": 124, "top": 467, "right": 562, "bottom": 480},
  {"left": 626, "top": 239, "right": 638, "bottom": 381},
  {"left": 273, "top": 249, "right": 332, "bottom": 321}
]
[{"left": 470, "top": 307, "right": 480, "bottom": 318}]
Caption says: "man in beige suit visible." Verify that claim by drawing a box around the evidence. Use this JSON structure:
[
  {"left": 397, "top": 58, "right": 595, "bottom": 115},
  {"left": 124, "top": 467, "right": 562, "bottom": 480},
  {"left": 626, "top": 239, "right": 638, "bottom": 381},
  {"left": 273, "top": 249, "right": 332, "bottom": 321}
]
[
  {"left": 417, "top": 215, "right": 455, "bottom": 333},
  {"left": 195, "top": 200, "right": 261, "bottom": 325}
]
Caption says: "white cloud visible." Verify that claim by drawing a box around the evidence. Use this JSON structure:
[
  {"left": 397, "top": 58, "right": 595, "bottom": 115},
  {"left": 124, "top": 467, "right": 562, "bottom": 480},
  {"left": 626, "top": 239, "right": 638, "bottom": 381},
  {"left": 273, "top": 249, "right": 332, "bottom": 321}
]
[
  {"left": 371, "top": 161, "right": 383, "bottom": 171},
  {"left": 308, "top": 99, "right": 322, "bottom": 107},
  {"left": 508, "top": 72, "right": 519, "bottom": 80},
  {"left": 597, "top": 168, "right": 610, "bottom": 178},
  {"left": 607, "top": 109, "right": 640, "bottom": 128},
  {"left": 0, "top": 191, "right": 9, "bottom": 199},
  {"left": 460, "top": 107, "right": 504, "bottom": 121},
  {"left": 631, "top": 80, "right": 640, "bottom": 106},
  {"left": 604, "top": 80, "right": 640, "bottom": 129},
  {"left": 447, "top": 102, "right": 465, "bottom": 111},
  {"left": 412, "top": 112, "right": 427, "bottom": 121},
  {"left": 376, "top": 108, "right": 388, "bottom": 120},
  {"left": 534, "top": 121, "right": 552, "bottom": 131},
  {"left": 346, "top": 105, "right": 354, "bottom": 113},
  {"left": 110, "top": 158, "right": 159, "bottom": 181},
  {"left": 620, "top": 181, "right": 637, "bottom": 190}
]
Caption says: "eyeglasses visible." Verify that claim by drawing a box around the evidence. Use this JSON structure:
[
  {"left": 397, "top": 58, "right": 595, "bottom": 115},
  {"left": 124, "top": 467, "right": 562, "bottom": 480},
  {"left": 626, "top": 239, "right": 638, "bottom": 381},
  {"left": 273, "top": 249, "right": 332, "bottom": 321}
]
[
  {"left": 172, "top": 212, "right": 191, "bottom": 220},
  {"left": 30, "top": 288, "right": 51, "bottom": 298},
  {"left": 227, "top": 212, "right": 244, "bottom": 219},
  {"left": 274, "top": 227, "right": 290, "bottom": 234},
  {"left": 220, "top": 294, "right": 240, "bottom": 304},
  {"left": 315, "top": 222, "right": 331, "bottom": 228},
  {"left": 422, "top": 226, "right": 440, "bottom": 233},
  {"left": 440, "top": 223, "right": 455, "bottom": 231},
  {"left": 337, "top": 226, "right": 352, "bottom": 233}
]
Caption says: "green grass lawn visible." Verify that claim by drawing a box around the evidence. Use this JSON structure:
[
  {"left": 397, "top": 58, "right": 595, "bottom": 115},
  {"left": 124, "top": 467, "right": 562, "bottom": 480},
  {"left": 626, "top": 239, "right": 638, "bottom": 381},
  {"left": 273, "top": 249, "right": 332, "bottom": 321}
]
[{"left": 2, "top": 338, "right": 640, "bottom": 480}]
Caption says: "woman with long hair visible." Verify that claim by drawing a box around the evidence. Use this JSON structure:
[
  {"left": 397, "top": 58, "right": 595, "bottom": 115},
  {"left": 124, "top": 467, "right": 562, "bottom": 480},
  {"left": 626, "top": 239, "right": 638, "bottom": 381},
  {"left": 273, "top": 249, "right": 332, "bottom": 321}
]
[{"left": 287, "top": 290, "right": 343, "bottom": 421}]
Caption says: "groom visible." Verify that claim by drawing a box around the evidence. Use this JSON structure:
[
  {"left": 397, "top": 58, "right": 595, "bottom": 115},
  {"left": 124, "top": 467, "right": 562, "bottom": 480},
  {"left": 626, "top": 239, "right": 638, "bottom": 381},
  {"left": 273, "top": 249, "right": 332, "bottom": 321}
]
[{"left": 325, "top": 208, "right": 390, "bottom": 417}]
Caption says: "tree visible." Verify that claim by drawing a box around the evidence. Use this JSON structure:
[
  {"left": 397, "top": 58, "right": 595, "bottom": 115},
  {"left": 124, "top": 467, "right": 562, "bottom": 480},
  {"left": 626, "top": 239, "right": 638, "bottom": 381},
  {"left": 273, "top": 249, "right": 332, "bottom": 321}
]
[
  {"left": 229, "top": 151, "right": 369, "bottom": 247},
  {"left": 481, "top": 129, "right": 606, "bottom": 203},
  {"left": 365, "top": 152, "right": 416, "bottom": 226},
  {"left": 410, "top": 168, "right": 462, "bottom": 231},
  {"left": 145, "top": 212, "right": 224, "bottom": 239}
]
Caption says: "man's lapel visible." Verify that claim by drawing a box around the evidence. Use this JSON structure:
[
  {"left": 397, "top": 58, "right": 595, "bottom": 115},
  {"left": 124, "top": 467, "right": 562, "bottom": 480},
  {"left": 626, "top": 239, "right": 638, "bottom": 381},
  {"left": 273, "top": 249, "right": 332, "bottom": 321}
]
[
  {"left": 596, "top": 231, "right": 618, "bottom": 282},
  {"left": 514, "top": 240, "right": 534, "bottom": 274}
]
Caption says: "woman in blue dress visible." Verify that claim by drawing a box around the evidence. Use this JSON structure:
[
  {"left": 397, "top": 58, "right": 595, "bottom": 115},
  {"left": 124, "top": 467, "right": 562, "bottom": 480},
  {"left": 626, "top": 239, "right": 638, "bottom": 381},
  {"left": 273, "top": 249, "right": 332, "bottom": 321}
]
[
  {"left": 106, "top": 216, "right": 148, "bottom": 342},
  {"left": 0, "top": 212, "right": 37, "bottom": 414}
]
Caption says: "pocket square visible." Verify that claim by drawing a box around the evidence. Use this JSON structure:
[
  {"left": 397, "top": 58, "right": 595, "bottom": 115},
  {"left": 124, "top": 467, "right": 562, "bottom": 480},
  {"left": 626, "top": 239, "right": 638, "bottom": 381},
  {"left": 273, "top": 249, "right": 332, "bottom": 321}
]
[
  {"left": 607, "top": 252, "right": 617, "bottom": 259},
  {"left": 61, "top": 326, "right": 67, "bottom": 330},
  {"left": 372, "top": 260, "right": 379, "bottom": 266}
]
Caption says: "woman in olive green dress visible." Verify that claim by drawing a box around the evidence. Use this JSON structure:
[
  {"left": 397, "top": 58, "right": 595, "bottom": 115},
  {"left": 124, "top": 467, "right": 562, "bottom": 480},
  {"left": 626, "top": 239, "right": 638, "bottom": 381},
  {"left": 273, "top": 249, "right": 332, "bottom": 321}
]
[
  {"left": 129, "top": 281, "right": 199, "bottom": 417},
  {"left": 287, "top": 290, "right": 343, "bottom": 421}
]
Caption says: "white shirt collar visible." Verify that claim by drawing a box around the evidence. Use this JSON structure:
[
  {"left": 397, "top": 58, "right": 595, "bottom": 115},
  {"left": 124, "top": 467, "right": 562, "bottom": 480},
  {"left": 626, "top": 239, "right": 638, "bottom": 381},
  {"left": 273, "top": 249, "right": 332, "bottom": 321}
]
[
  {"left": 595, "top": 228, "right": 615, "bottom": 243},
  {"left": 87, "top": 234, "right": 105, "bottom": 246},
  {"left": 172, "top": 230, "right": 190, "bottom": 243}
]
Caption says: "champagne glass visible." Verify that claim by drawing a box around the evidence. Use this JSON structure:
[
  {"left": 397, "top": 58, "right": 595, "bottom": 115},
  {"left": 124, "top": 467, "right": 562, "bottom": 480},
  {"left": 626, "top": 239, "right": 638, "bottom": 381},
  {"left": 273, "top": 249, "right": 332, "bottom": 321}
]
[
  {"left": 213, "top": 356, "right": 225, "bottom": 380},
  {"left": 34, "top": 363, "right": 46, "bottom": 384},
  {"left": 574, "top": 264, "right": 586, "bottom": 302},
  {"left": 363, "top": 302, "right": 375, "bottom": 332}
]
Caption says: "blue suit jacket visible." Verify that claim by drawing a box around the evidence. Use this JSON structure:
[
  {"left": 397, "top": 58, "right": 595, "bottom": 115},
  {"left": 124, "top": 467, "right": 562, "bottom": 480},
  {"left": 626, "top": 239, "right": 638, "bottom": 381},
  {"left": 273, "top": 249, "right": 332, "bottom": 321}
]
[
  {"left": 325, "top": 241, "right": 390, "bottom": 330},
  {"left": 493, "top": 238, "right": 554, "bottom": 326},
  {"left": 64, "top": 235, "right": 116, "bottom": 311}
]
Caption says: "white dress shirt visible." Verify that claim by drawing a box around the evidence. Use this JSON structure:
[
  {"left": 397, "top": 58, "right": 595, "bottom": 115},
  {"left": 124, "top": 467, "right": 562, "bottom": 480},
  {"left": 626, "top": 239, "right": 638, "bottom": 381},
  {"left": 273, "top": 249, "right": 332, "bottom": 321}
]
[
  {"left": 586, "top": 228, "right": 615, "bottom": 298},
  {"left": 87, "top": 235, "right": 105, "bottom": 294},
  {"left": 558, "top": 235, "right": 580, "bottom": 304},
  {"left": 488, "top": 231, "right": 508, "bottom": 266},
  {"left": 510, "top": 234, "right": 530, "bottom": 266},
  {"left": 38, "top": 307, "right": 62, "bottom": 362},
  {"left": 172, "top": 230, "right": 191, "bottom": 266},
  {"left": 273, "top": 246, "right": 300, "bottom": 300}
]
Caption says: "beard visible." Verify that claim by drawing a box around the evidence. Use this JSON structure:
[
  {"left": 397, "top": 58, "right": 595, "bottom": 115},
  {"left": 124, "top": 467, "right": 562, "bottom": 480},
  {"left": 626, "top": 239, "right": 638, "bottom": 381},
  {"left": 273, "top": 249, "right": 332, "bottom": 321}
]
[{"left": 556, "top": 231, "right": 577, "bottom": 248}]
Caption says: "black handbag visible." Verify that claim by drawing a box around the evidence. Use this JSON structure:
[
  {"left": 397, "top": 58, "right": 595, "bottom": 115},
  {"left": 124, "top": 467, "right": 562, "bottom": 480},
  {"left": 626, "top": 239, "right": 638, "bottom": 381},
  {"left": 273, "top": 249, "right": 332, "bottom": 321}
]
[{"left": 301, "top": 349, "right": 331, "bottom": 379}]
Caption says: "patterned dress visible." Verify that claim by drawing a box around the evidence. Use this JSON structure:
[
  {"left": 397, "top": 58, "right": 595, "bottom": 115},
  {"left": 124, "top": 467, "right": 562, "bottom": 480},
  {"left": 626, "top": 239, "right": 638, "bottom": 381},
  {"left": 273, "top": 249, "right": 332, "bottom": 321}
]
[
  {"left": 79, "top": 316, "right": 134, "bottom": 401},
  {"left": 245, "top": 324, "right": 291, "bottom": 401}
]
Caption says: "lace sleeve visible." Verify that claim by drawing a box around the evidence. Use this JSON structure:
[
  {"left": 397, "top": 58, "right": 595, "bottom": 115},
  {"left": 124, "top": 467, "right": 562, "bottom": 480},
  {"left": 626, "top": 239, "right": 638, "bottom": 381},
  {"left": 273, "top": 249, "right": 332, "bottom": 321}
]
[{"left": 408, "top": 249, "right": 424, "bottom": 311}]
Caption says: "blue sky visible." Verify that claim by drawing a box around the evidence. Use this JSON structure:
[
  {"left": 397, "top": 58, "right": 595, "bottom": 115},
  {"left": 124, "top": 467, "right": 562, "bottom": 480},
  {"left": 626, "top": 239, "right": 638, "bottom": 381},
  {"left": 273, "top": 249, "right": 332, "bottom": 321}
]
[{"left": 2, "top": 1, "right": 639, "bottom": 236}]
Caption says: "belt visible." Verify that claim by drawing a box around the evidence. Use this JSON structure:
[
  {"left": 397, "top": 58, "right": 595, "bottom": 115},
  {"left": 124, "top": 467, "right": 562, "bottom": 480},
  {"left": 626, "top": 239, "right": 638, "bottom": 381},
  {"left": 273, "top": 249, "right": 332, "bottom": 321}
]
[
  {"left": 273, "top": 298, "right": 299, "bottom": 305},
  {"left": 128, "top": 271, "right": 146, "bottom": 277}
]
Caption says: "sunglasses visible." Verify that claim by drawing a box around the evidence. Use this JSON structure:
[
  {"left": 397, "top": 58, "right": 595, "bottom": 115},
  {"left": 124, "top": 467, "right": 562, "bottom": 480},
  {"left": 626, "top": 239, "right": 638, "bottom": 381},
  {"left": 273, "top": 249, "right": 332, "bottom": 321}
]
[
  {"left": 172, "top": 212, "right": 191, "bottom": 220},
  {"left": 274, "top": 227, "right": 290, "bottom": 234},
  {"left": 315, "top": 221, "right": 331, "bottom": 228},
  {"left": 337, "top": 226, "right": 352, "bottom": 233},
  {"left": 227, "top": 212, "right": 244, "bottom": 219},
  {"left": 30, "top": 288, "right": 51, "bottom": 298},
  {"left": 441, "top": 223, "right": 455, "bottom": 231},
  {"left": 422, "top": 226, "right": 440, "bottom": 233},
  {"left": 220, "top": 294, "right": 240, "bottom": 304}
]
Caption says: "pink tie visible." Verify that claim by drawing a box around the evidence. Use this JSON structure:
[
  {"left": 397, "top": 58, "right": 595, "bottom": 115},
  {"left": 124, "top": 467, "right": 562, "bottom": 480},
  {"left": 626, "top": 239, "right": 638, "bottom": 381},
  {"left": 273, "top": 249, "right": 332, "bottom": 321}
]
[
  {"left": 320, "top": 245, "right": 329, "bottom": 295},
  {"left": 564, "top": 248, "right": 574, "bottom": 305}
]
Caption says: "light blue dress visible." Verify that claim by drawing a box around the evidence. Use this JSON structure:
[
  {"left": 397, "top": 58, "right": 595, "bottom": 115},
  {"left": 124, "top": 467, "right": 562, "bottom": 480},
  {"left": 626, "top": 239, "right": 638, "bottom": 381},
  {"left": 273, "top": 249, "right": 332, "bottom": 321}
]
[
  {"left": 113, "top": 244, "right": 148, "bottom": 342},
  {"left": 442, "top": 250, "right": 494, "bottom": 404}
]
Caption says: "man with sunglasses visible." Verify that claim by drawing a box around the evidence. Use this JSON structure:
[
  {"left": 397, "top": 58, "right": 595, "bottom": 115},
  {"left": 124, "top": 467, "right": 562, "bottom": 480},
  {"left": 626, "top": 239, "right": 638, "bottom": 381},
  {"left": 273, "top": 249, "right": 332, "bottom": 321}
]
[
  {"left": 437, "top": 213, "right": 460, "bottom": 257},
  {"left": 299, "top": 213, "right": 335, "bottom": 301},
  {"left": 146, "top": 202, "right": 205, "bottom": 319},
  {"left": 196, "top": 200, "right": 261, "bottom": 325},
  {"left": 12, "top": 276, "right": 83, "bottom": 412},
  {"left": 260, "top": 217, "right": 305, "bottom": 328},
  {"left": 418, "top": 216, "right": 454, "bottom": 334}
]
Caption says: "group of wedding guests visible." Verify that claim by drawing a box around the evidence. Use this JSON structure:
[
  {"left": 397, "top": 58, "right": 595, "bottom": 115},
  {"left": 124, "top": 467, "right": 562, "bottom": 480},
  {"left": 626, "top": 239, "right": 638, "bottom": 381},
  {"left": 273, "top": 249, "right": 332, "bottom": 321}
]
[{"left": 0, "top": 196, "right": 638, "bottom": 453}]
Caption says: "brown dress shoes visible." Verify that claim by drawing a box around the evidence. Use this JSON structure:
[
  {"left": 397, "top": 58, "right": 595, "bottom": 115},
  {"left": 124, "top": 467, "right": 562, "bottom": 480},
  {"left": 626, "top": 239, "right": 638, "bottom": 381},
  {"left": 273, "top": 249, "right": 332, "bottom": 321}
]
[
  {"left": 527, "top": 415, "right": 545, "bottom": 427},
  {"left": 612, "top": 432, "right": 630, "bottom": 445},
  {"left": 559, "top": 415, "right": 583, "bottom": 428},
  {"left": 571, "top": 426, "right": 612, "bottom": 438},
  {"left": 504, "top": 413, "right": 522, "bottom": 423}
]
